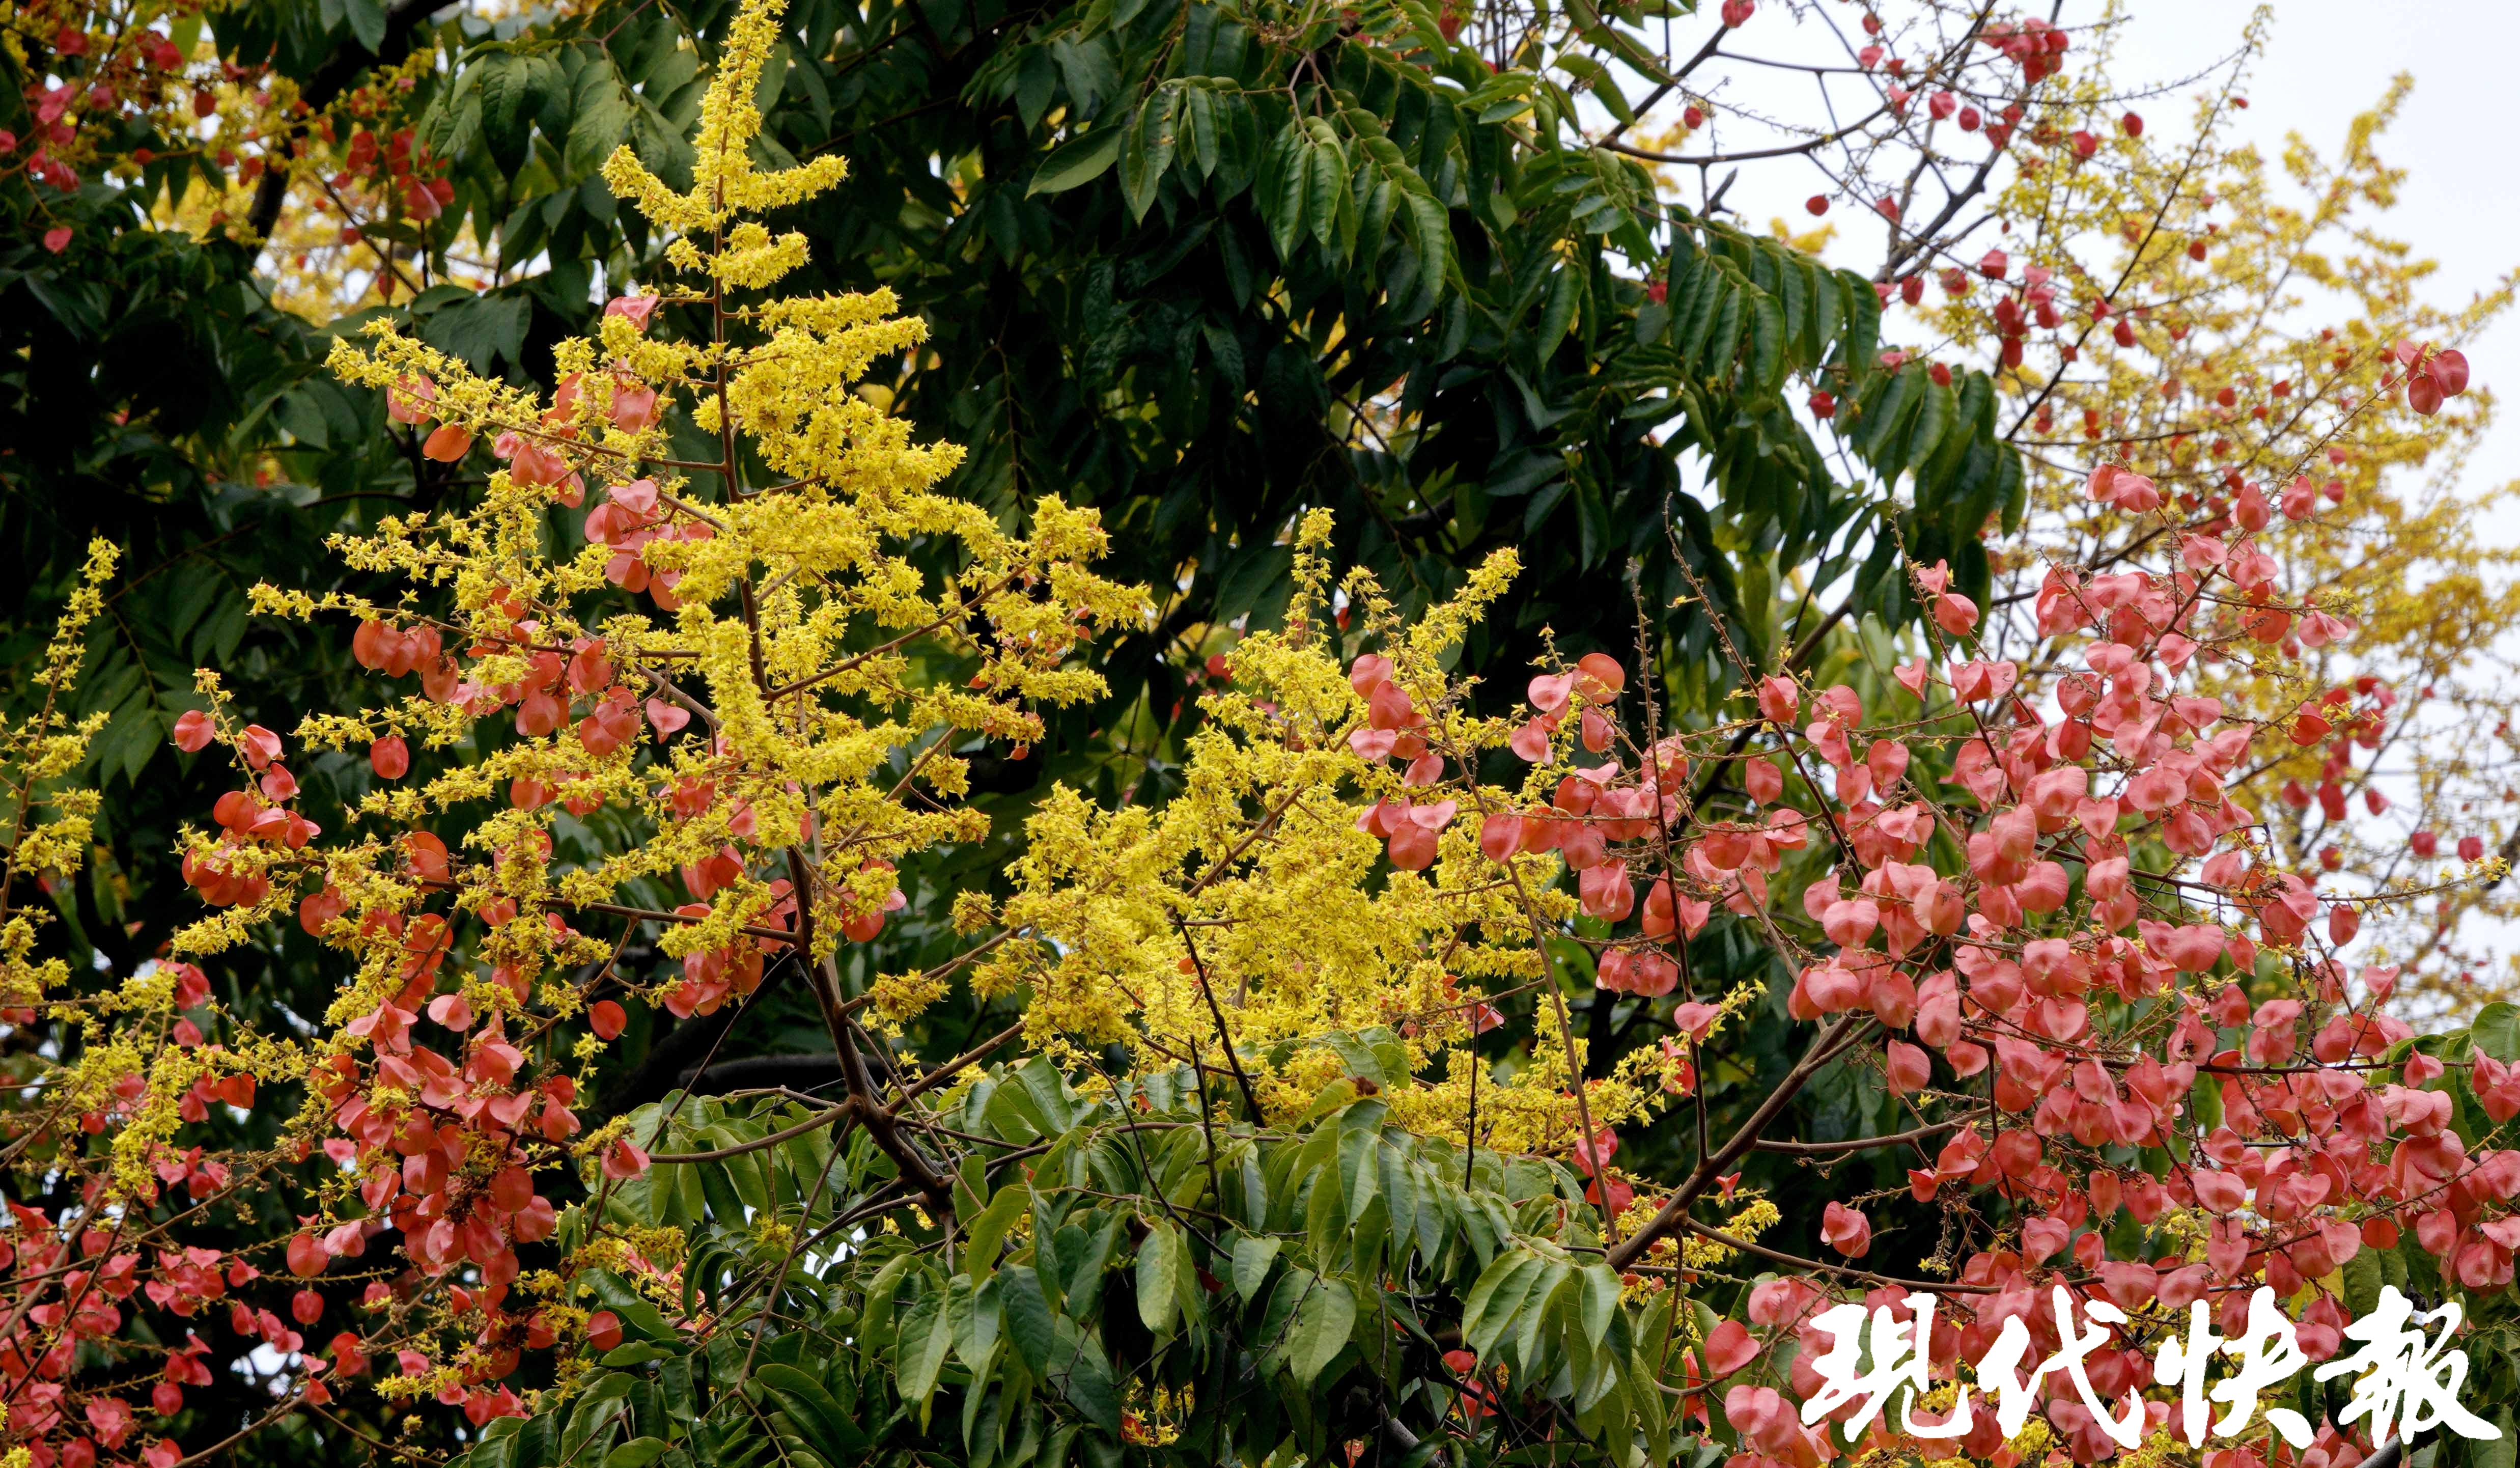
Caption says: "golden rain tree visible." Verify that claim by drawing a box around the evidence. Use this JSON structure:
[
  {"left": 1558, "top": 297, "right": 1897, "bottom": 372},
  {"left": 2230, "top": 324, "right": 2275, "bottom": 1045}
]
[
  {"left": 1913, "top": 60, "right": 2520, "bottom": 1024},
  {"left": 8, "top": 8, "right": 2520, "bottom": 1468}
]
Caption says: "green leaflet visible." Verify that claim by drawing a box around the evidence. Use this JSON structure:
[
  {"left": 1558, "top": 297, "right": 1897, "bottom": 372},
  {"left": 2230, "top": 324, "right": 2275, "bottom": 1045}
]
[
  {"left": 1182, "top": 85, "right": 1220, "bottom": 177},
  {"left": 2474, "top": 1001, "right": 2520, "bottom": 1062},
  {"left": 965, "top": 1181, "right": 1031, "bottom": 1282},
  {"left": 562, "top": 1374, "right": 636, "bottom": 1463},
  {"left": 751, "top": 1363, "right": 852, "bottom": 1444},
  {"left": 1135, "top": 1218, "right": 1186, "bottom": 1334},
  {"left": 1056, "top": 1326, "right": 1122, "bottom": 1434},
  {"left": 1537, "top": 267, "right": 1580, "bottom": 349},
  {"left": 1286, "top": 1276, "right": 1355, "bottom": 1387},
  {"left": 1576, "top": 1262, "right": 1620, "bottom": 1348},
  {"left": 855, "top": 1252, "right": 915, "bottom": 1368},
  {"left": 894, "top": 1291, "right": 953, "bottom": 1408},
  {"left": 1302, "top": 117, "right": 1350, "bottom": 256},
  {"left": 954, "top": 1273, "right": 1002, "bottom": 1371},
  {"left": 999, "top": 1263, "right": 1057, "bottom": 1377},
  {"left": 2483, "top": 1409, "right": 2518, "bottom": 1468},
  {"left": 1030, "top": 126, "right": 1127, "bottom": 195},
  {"left": 1338, "top": 1124, "right": 1381, "bottom": 1225},
  {"left": 1262, "top": 120, "right": 1311, "bottom": 261},
  {"left": 567, "top": 57, "right": 636, "bottom": 179},
  {"left": 585, "top": 1271, "right": 676, "bottom": 1343},
  {"left": 2341, "top": 1245, "right": 2385, "bottom": 1317},
  {"left": 1118, "top": 90, "right": 1178, "bottom": 220},
  {"left": 1231, "top": 1233, "right": 1281, "bottom": 1301},
  {"left": 1460, "top": 1250, "right": 1539, "bottom": 1356}
]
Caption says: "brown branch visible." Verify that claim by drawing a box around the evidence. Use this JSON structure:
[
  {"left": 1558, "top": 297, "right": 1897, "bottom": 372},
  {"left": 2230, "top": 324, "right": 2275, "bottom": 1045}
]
[
  {"left": 787, "top": 850, "right": 953, "bottom": 1216},
  {"left": 889, "top": 1020, "right": 1026, "bottom": 1111},
  {"left": 1177, "top": 917, "right": 1263, "bottom": 1121},
  {"left": 1663, "top": 1220, "right": 1994, "bottom": 1293},
  {"left": 1600, "top": 111, "right": 1886, "bottom": 168},
  {"left": 650, "top": 1103, "right": 853, "bottom": 1164},
  {"left": 172, "top": 1391, "right": 310, "bottom": 1468},
  {"left": 1752, "top": 1116, "right": 1966, "bottom": 1156},
  {"left": 764, "top": 578, "right": 1020, "bottom": 700},
  {"left": 1605, "top": 1012, "right": 1870, "bottom": 1272}
]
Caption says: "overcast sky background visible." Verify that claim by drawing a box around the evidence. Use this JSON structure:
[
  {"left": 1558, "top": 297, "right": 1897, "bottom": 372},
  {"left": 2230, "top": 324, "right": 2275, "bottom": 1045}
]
[
  {"left": 2112, "top": 0, "right": 2520, "bottom": 540},
  {"left": 2119, "top": 0, "right": 2520, "bottom": 986},
  {"left": 1624, "top": 0, "right": 2520, "bottom": 995},
  {"left": 1634, "top": 0, "right": 2520, "bottom": 538},
  {"left": 1646, "top": 0, "right": 2520, "bottom": 524}
]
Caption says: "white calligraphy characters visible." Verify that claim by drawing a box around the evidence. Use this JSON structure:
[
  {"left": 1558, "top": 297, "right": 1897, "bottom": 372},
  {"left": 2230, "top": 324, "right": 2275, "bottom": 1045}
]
[{"left": 1798, "top": 1285, "right": 2499, "bottom": 1449}]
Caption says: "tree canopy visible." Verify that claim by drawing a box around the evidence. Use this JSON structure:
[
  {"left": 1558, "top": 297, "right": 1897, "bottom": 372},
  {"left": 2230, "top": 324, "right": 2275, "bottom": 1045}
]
[{"left": 2, "top": 3, "right": 2518, "bottom": 1468}]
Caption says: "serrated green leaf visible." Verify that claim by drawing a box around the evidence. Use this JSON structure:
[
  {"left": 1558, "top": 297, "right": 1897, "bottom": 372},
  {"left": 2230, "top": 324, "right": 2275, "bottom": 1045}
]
[
  {"left": 1907, "top": 378, "right": 1954, "bottom": 474},
  {"left": 1267, "top": 129, "right": 1311, "bottom": 261},
  {"left": 1748, "top": 294, "right": 1784, "bottom": 391},
  {"left": 1405, "top": 191, "right": 1448, "bottom": 294},
  {"left": 856, "top": 1251, "right": 914, "bottom": 1367},
  {"left": 585, "top": 1272, "right": 674, "bottom": 1343},
  {"left": 419, "top": 66, "right": 483, "bottom": 164},
  {"left": 479, "top": 54, "right": 535, "bottom": 169},
  {"left": 1057, "top": 1329, "right": 1121, "bottom": 1434},
  {"left": 1305, "top": 145, "right": 1347, "bottom": 253},
  {"left": 751, "top": 1372, "right": 861, "bottom": 1463},
  {"left": 2340, "top": 1244, "right": 2384, "bottom": 1317},
  {"left": 1378, "top": 1144, "right": 1417, "bottom": 1266},
  {"left": 952, "top": 1272, "right": 1002, "bottom": 1371},
  {"left": 342, "top": 0, "right": 386, "bottom": 52},
  {"left": 1460, "top": 1251, "right": 1535, "bottom": 1355},
  {"left": 1698, "top": 281, "right": 1744, "bottom": 376},
  {"left": 1182, "top": 85, "right": 1218, "bottom": 178},
  {"left": 1577, "top": 1263, "right": 1619, "bottom": 1347},
  {"left": 562, "top": 1374, "right": 634, "bottom": 1463},
  {"left": 1339, "top": 1127, "right": 1381, "bottom": 1226},
  {"left": 1537, "top": 267, "right": 1579, "bottom": 348},
  {"left": 1775, "top": 249, "right": 1809, "bottom": 354},
  {"left": 1517, "top": 1259, "right": 1571, "bottom": 1368},
  {"left": 2482, "top": 1409, "right": 2517, "bottom": 1468}
]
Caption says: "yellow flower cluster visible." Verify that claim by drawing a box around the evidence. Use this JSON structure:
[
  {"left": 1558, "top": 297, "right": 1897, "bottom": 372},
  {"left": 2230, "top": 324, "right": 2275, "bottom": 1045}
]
[
  {"left": 29, "top": 0, "right": 1721, "bottom": 1289},
  {"left": 0, "top": 545, "right": 278, "bottom": 1197},
  {"left": 958, "top": 511, "right": 1681, "bottom": 1143},
  {"left": 0, "top": 541, "right": 116, "bottom": 1012},
  {"left": 204, "top": 0, "right": 1144, "bottom": 1074}
]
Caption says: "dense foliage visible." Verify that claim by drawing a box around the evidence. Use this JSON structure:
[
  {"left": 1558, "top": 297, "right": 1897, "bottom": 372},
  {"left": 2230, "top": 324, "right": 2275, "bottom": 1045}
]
[{"left": 3, "top": 3, "right": 2519, "bottom": 1468}]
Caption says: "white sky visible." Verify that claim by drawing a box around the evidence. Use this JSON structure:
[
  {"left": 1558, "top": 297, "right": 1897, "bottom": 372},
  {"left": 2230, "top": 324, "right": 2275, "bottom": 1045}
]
[
  {"left": 2118, "top": 0, "right": 2520, "bottom": 990},
  {"left": 2111, "top": 0, "right": 2520, "bottom": 540},
  {"left": 1624, "top": 0, "right": 2520, "bottom": 998},
  {"left": 1643, "top": 0, "right": 2520, "bottom": 524}
]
